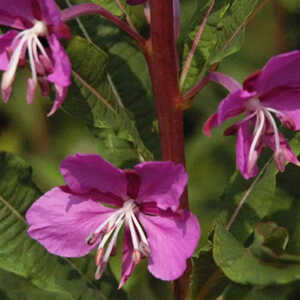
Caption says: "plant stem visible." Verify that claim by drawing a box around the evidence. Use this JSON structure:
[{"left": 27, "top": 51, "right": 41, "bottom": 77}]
[
  {"left": 144, "top": 1, "right": 190, "bottom": 299},
  {"left": 61, "top": 3, "right": 146, "bottom": 47}
]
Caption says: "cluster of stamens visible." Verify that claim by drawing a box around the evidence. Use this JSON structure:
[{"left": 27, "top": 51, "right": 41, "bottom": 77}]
[
  {"left": 244, "top": 98, "right": 294, "bottom": 172},
  {"left": 1, "top": 20, "right": 53, "bottom": 101},
  {"left": 86, "top": 199, "right": 150, "bottom": 280}
]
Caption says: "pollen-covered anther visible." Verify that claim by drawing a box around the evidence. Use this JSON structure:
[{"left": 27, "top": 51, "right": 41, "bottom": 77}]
[
  {"left": 95, "top": 248, "right": 105, "bottom": 266},
  {"left": 274, "top": 149, "right": 286, "bottom": 172},
  {"left": 95, "top": 262, "right": 107, "bottom": 280},
  {"left": 133, "top": 249, "right": 142, "bottom": 264},
  {"left": 86, "top": 232, "right": 98, "bottom": 245},
  {"left": 139, "top": 241, "right": 151, "bottom": 257}
]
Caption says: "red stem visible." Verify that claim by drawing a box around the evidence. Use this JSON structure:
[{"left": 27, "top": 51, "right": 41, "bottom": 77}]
[
  {"left": 61, "top": 3, "right": 146, "bottom": 47},
  {"left": 144, "top": 1, "right": 190, "bottom": 299}
]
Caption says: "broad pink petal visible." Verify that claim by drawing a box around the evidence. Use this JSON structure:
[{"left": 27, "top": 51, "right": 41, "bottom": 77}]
[
  {"left": 217, "top": 90, "right": 254, "bottom": 125},
  {"left": 60, "top": 154, "right": 127, "bottom": 198},
  {"left": 236, "top": 122, "right": 258, "bottom": 179},
  {"left": 47, "top": 33, "right": 71, "bottom": 87},
  {"left": 0, "top": 30, "right": 18, "bottom": 70},
  {"left": 135, "top": 161, "right": 187, "bottom": 212},
  {"left": 47, "top": 84, "right": 67, "bottom": 116},
  {"left": 257, "top": 50, "right": 300, "bottom": 96},
  {"left": 26, "top": 186, "right": 115, "bottom": 257},
  {"left": 119, "top": 227, "right": 136, "bottom": 288},
  {"left": 38, "top": 0, "right": 61, "bottom": 26},
  {"left": 262, "top": 89, "right": 300, "bottom": 130},
  {"left": 0, "top": 0, "right": 35, "bottom": 27},
  {"left": 139, "top": 210, "right": 200, "bottom": 280},
  {"left": 209, "top": 72, "right": 242, "bottom": 92}
]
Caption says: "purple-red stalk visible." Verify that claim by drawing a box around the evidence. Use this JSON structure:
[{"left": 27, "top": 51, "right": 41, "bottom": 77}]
[
  {"left": 144, "top": 1, "right": 190, "bottom": 299},
  {"left": 60, "top": 3, "right": 146, "bottom": 47}
]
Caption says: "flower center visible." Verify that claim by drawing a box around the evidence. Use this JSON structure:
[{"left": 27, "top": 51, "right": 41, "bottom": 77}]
[
  {"left": 245, "top": 97, "right": 285, "bottom": 172},
  {"left": 1, "top": 20, "right": 52, "bottom": 91},
  {"left": 86, "top": 199, "right": 150, "bottom": 280}
]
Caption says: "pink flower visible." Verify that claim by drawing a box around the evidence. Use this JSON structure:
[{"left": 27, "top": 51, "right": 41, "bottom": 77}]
[
  {"left": 26, "top": 154, "right": 200, "bottom": 288},
  {"left": 203, "top": 51, "right": 300, "bottom": 179},
  {"left": 0, "top": 0, "right": 71, "bottom": 116}
]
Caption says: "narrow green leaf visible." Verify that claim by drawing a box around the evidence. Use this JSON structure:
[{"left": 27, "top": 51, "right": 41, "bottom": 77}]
[{"left": 180, "top": 0, "right": 258, "bottom": 90}]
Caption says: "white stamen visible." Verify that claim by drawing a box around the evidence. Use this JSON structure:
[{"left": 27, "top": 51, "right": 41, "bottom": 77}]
[
  {"left": 248, "top": 110, "right": 265, "bottom": 166},
  {"left": 86, "top": 199, "right": 151, "bottom": 277},
  {"left": 265, "top": 110, "right": 280, "bottom": 151},
  {"left": 127, "top": 212, "right": 139, "bottom": 250},
  {"left": 131, "top": 211, "right": 149, "bottom": 247},
  {"left": 2, "top": 20, "right": 48, "bottom": 90},
  {"left": 27, "top": 37, "right": 37, "bottom": 82},
  {"left": 2, "top": 35, "right": 27, "bottom": 89},
  {"left": 103, "top": 220, "right": 123, "bottom": 263}
]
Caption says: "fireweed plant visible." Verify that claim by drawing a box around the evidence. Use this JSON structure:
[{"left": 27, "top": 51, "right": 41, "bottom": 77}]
[{"left": 1, "top": 0, "right": 300, "bottom": 299}]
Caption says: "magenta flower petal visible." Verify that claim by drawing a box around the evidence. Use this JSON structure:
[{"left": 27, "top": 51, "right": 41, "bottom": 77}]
[
  {"left": 26, "top": 186, "right": 115, "bottom": 257},
  {"left": 204, "top": 50, "right": 300, "bottom": 178},
  {"left": 119, "top": 227, "right": 136, "bottom": 289},
  {"left": 257, "top": 50, "right": 300, "bottom": 95},
  {"left": 47, "top": 84, "right": 68, "bottom": 116},
  {"left": 217, "top": 89, "right": 254, "bottom": 125},
  {"left": 47, "top": 34, "right": 71, "bottom": 87},
  {"left": 27, "top": 153, "right": 200, "bottom": 286},
  {"left": 0, "top": 0, "right": 71, "bottom": 114},
  {"left": 209, "top": 72, "right": 242, "bottom": 92},
  {"left": 135, "top": 161, "right": 187, "bottom": 211},
  {"left": 236, "top": 122, "right": 258, "bottom": 179},
  {"left": 261, "top": 89, "right": 300, "bottom": 130},
  {"left": 60, "top": 154, "right": 127, "bottom": 197},
  {"left": 203, "top": 112, "right": 218, "bottom": 136},
  {"left": 0, "top": 30, "right": 18, "bottom": 70},
  {"left": 38, "top": 0, "right": 61, "bottom": 26},
  {"left": 139, "top": 210, "right": 200, "bottom": 280},
  {"left": 0, "top": 0, "right": 35, "bottom": 26}
]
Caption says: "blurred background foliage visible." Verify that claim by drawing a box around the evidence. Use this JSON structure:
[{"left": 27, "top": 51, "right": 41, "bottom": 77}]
[{"left": 1, "top": 0, "right": 300, "bottom": 299}]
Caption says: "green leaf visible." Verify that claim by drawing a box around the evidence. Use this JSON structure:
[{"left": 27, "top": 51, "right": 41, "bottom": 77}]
[
  {"left": 213, "top": 223, "right": 300, "bottom": 285},
  {"left": 223, "top": 283, "right": 296, "bottom": 300},
  {"left": 64, "top": 36, "right": 153, "bottom": 166},
  {"left": 180, "top": 0, "right": 258, "bottom": 90},
  {"left": 250, "top": 222, "right": 289, "bottom": 258},
  {"left": 0, "top": 151, "right": 127, "bottom": 299},
  {"left": 216, "top": 159, "right": 278, "bottom": 242}
]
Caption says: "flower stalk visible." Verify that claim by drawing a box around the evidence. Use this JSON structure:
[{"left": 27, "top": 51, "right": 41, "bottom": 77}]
[
  {"left": 144, "top": 1, "right": 190, "bottom": 299},
  {"left": 61, "top": 3, "right": 146, "bottom": 47}
]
